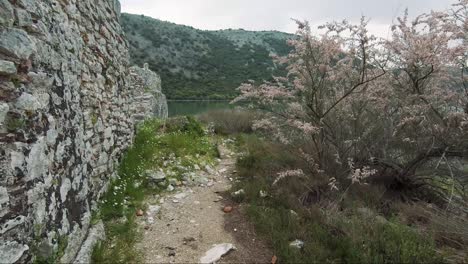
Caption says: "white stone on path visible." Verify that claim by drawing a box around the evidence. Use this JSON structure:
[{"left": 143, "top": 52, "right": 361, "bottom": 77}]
[
  {"left": 173, "top": 192, "right": 188, "bottom": 200},
  {"left": 199, "top": 243, "right": 236, "bottom": 264}
]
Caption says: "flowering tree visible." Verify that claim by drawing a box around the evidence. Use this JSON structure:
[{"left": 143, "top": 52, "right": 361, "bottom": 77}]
[
  {"left": 451, "top": 0, "right": 468, "bottom": 112},
  {"left": 375, "top": 6, "right": 467, "bottom": 182},
  {"left": 233, "top": 1, "right": 468, "bottom": 204},
  {"left": 233, "top": 18, "right": 386, "bottom": 176}
]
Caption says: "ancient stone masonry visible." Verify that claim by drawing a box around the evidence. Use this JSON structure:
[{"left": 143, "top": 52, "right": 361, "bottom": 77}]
[
  {"left": 0, "top": 0, "right": 167, "bottom": 262},
  {"left": 129, "top": 63, "right": 168, "bottom": 122}
]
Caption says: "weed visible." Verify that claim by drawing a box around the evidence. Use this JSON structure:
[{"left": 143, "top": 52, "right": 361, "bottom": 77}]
[
  {"left": 91, "top": 112, "right": 98, "bottom": 125},
  {"left": 11, "top": 76, "right": 21, "bottom": 88},
  {"left": 6, "top": 117, "right": 26, "bottom": 132}
]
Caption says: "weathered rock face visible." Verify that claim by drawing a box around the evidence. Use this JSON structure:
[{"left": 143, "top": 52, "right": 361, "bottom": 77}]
[
  {"left": 129, "top": 63, "right": 168, "bottom": 122},
  {"left": 0, "top": 0, "right": 166, "bottom": 262}
]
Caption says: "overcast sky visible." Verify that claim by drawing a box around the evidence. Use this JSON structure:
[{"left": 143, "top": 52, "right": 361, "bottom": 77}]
[{"left": 120, "top": 0, "right": 457, "bottom": 38}]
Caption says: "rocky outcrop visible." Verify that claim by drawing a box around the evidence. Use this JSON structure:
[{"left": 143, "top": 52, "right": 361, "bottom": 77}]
[
  {"left": 129, "top": 63, "right": 168, "bottom": 122},
  {"left": 0, "top": 0, "right": 167, "bottom": 262}
]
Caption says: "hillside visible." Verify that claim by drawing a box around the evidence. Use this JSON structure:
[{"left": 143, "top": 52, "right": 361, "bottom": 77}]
[{"left": 121, "top": 14, "right": 293, "bottom": 99}]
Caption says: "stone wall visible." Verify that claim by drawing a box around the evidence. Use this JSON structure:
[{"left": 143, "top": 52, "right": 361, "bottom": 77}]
[
  {"left": 129, "top": 63, "right": 168, "bottom": 122},
  {"left": 0, "top": 0, "right": 166, "bottom": 262}
]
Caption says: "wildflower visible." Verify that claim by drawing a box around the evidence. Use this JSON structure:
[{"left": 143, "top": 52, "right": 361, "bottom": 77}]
[{"left": 273, "top": 169, "right": 304, "bottom": 185}]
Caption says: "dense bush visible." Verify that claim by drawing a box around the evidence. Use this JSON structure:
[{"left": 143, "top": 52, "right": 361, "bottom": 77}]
[
  {"left": 231, "top": 134, "right": 447, "bottom": 263},
  {"left": 197, "top": 109, "right": 259, "bottom": 135}
]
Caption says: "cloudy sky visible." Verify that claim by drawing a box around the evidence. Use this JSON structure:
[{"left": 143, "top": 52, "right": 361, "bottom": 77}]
[{"left": 120, "top": 0, "right": 457, "bottom": 38}]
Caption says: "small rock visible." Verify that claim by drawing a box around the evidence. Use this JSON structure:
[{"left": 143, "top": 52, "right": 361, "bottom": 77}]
[
  {"left": 232, "top": 189, "right": 245, "bottom": 197},
  {"left": 207, "top": 181, "right": 214, "bottom": 187},
  {"left": 146, "top": 170, "right": 166, "bottom": 183},
  {"left": 167, "top": 185, "right": 175, "bottom": 192},
  {"left": 136, "top": 209, "right": 144, "bottom": 216},
  {"left": 0, "top": 103, "right": 9, "bottom": 126},
  {"left": 219, "top": 168, "right": 227, "bottom": 173},
  {"left": 148, "top": 205, "right": 161, "bottom": 215},
  {"left": 223, "top": 206, "right": 233, "bottom": 213},
  {"left": 172, "top": 199, "right": 179, "bottom": 203},
  {"left": 200, "top": 243, "right": 235, "bottom": 264},
  {"left": 173, "top": 192, "right": 188, "bottom": 200},
  {"left": 194, "top": 201, "right": 201, "bottom": 205},
  {"left": 183, "top": 237, "right": 196, "bottom": 244},
  {"left": 0, "top": 28, "right": 36, "bottom": 60},
  {"left": 290, "top": 210, "right": 299, "bottom": 217},
  {"left": 272, "top": 255, "right": 278, "bottom": 264},
  {"left": 289, "top": 239, "right": 304, "bottom": 249},
  {"left": 0, "top": 60, "right": 16, "bottom": 75},
  {"left": 259, "top": 190, "right": 268, "bottom": 198},
  {"left": 168, "top": 178, "right": 178, "bottom": 185},
  {"left": 0, "top": 0, "right": 14, "bottom": 27},
  {"left": 168, "top": 250, "right": 176, "bottom": 257},
  {"left": 15, "top": 92, "right": 42, "bottom": 111},
  {"left": 147, "top": 216, "right": 155, "bottom": 224},
  {"left": 204, "top": 165, "right": 214, "bottom": 174}
]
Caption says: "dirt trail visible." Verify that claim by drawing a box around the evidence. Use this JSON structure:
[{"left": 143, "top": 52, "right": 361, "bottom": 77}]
[{"left": 136, "top": 144, "right": 272, "bottom": 263}]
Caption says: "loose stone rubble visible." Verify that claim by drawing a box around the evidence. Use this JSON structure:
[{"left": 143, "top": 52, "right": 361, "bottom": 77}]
[{"left": 0, "top": 0, "right": 167, "bottom": 262}]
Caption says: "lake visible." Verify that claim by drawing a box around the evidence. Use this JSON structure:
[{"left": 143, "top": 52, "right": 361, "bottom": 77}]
[{"left": 167, "top": 100, "right": 233, "bottom": 117}]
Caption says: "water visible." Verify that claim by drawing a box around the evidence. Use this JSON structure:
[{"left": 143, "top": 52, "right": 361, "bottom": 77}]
[{"left": 168, "top": 100, "right": 233, "bottom": 117}]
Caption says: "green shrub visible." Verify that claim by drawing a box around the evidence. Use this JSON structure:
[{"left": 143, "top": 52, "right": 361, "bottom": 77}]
[
  {"left": 244, "top": 201, "right": 443, "bottom": 263},
  {"left": 166, "top": 116, "right": 205, "bottom": 136},
  {"left": 184, "top": 116, "right": 205, "bottom": 136},
  {"left": 6, "top": 117, "right": 26, "bottom": 132},
  {"left": 197, "top": 109, "right": 259, "bottom": 135},
  {"left": 232, "top": 134, "right": 446, "bottom": 264}
]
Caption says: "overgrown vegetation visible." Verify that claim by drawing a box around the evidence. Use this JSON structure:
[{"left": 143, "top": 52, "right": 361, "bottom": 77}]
[
  {"left": 201, "top": 2, "right": 468, "bottom": 262},
  {"left": 230, "top": 0, "right": 467, "bottom": 248},
  {"left": 227, "top": 134, "right": 466, "bottom": 263},
  {"left": 121, "top": 14, "right": 293, "bottom": 99},
  {"left": 197, "top": 109, "right": 260, "bottom": 135},
  {"left": 92, "top": 117, "right": 218, "bottom": 263}
]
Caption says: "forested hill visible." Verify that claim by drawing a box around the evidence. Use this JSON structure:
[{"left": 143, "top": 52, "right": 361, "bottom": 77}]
[{"left": 121, "top": 13, "right": 293, "bottom": 99}]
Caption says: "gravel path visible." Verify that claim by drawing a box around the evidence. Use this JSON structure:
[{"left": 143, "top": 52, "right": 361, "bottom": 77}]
[{"left": 135, "top": 145, "right": 243, "bottom": 263}]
